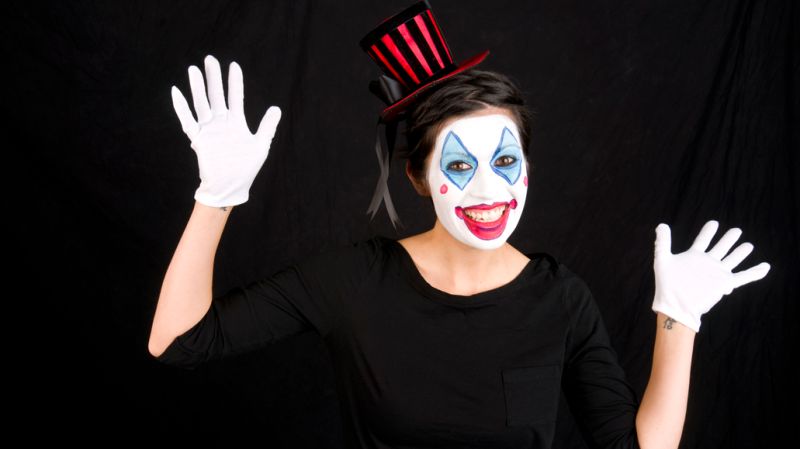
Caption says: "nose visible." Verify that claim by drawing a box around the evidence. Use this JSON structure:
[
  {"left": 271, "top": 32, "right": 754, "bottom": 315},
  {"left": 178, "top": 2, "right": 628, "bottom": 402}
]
[{"left": 469, "top": 163, "right": 506, "bottom": 201}]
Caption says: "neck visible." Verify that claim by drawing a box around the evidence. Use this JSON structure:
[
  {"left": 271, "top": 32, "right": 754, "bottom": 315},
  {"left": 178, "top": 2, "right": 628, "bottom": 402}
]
[{"left": 418, "top": 219, "right": 513, "bottom": 285}]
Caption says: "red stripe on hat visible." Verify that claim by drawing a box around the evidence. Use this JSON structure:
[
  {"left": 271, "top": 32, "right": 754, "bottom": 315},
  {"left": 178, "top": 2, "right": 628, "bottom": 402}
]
[
  {"left": 398, "top": 23, "right": 432, "bottom": 76},
  {"left": 426, "top": 10, "right": 452, "bottom": 63},
  {"left": 370, "top": 45, "right": 408, "bottom": 88},
  {"left": 414, "top": 15, "right": 443, "bottom": 69},
  {"left": 381, "top": 34, "right": 420, "bottom": 84}
]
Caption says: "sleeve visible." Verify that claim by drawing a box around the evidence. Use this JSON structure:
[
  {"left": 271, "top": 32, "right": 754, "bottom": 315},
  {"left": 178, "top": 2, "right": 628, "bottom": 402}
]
[
  {"left": 153, "top": 238, "right": 380, "bottom": 370},
  {"left": 560, "top": 271, "right": 641, "bottom": 449}
]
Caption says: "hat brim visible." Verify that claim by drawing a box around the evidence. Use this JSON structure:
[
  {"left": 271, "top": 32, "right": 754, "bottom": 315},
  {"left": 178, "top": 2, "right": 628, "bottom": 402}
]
[{"left": 379, "top": 49, "right": 490, "bottom": 122}]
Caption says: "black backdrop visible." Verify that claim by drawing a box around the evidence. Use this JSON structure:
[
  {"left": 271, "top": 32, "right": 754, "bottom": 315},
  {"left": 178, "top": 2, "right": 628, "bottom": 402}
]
[{"left": 12, "top": 0, "right": 797, "bottom": 447}]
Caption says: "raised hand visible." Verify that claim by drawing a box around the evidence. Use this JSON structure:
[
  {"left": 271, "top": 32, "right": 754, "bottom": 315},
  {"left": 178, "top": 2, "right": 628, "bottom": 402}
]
[
  {"left": 171, "top": 54, "right": 282, "bottom": 208},
  {"left": 651, "top": 220, "right": 771, "bottom": 332}
]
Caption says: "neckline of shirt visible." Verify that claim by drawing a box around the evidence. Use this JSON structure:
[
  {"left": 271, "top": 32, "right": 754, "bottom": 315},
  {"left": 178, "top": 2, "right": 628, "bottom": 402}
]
[{"left": 380, "top": 236, "right": 541, "bottom": 308}]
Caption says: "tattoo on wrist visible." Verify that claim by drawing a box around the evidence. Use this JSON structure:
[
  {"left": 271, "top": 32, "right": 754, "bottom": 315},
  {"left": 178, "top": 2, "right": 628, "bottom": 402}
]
[{"left": 663, "top": 317, "right": 676, "bottom": 330}]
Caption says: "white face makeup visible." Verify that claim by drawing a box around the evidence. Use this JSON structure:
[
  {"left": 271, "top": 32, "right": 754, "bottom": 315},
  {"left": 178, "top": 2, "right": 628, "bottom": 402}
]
[{"left": 426, "top": 113, "right": 528, "bottom": 250}]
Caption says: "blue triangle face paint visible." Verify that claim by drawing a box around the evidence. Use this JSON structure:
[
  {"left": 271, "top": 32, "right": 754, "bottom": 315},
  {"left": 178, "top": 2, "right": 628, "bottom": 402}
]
[
  {"left": 490, "top": 127, "right": 523, "bottom": 185},
  {"left": 440, "top": 131, "right": 479, "bottom": 190}
]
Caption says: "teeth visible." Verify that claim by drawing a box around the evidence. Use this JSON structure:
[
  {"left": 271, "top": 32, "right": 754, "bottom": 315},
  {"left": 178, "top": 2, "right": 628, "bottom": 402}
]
[{"left": 464, "top": 205, "right": 506, "bottom": 222}]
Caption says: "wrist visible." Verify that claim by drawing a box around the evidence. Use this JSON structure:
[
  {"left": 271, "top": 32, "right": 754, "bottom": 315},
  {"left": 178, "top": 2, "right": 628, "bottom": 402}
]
[
  {"left": 194, "top": 200, "right": 234, "bottom": 215},
  {"left": 652, "top": 294, "right": 701, "bottom": 333},
  {"left": 655, "top": 312, "right": 697, "bottom": 335}
]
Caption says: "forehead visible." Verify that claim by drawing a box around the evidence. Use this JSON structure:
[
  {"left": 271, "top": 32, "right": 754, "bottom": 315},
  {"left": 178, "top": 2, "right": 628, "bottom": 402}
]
[{"left": 434, "top": 113, "right": 521, "bottom": 156}]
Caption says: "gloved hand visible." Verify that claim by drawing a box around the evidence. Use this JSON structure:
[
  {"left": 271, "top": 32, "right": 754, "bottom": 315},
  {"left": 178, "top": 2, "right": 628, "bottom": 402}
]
[
  {"left": 651, "top": 220, "right": 771, "bottom": 333},
  {"left": 171, "top": 54, "right": 282, "bottom": 208}
]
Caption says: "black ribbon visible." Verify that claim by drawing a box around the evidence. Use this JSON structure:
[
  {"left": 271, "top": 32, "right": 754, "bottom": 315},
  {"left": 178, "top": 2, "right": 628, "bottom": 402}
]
[
  {"left": 366, "top": 117, "right": 403, "bottom": 229},
  {"left": 369, "top": 75, "right": 406, "bottom": 106},
  {"left": 366, "top": 76, "right": 407, "bottom": 230}
]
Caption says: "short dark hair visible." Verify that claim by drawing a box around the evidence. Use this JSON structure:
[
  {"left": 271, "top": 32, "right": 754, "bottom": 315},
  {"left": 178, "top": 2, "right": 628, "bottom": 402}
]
[{"left": 398, "top": 69, "right": 535, "bottom": 195}]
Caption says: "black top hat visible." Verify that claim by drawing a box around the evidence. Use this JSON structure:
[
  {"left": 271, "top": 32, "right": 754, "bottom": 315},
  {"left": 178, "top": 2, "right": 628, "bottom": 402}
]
[
  {"left": 360, "top": 0, "right": 489, "bottom": 229},
  {"left": 360, "top": 0, "right": 489, "bottom": 123}
]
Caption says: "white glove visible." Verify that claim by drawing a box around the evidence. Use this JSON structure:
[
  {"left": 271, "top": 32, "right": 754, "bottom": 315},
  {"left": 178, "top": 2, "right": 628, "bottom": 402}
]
[
  {"left": 651, "top": 220, "right": 771, "bottom": 333},
  {"left": 171, "top": 54, "right": 282, "bottom": 208}
]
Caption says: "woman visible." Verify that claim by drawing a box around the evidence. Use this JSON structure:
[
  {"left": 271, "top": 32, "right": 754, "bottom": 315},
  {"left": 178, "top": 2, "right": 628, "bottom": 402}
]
[
  {"left": 148, "top": 6, "right": 770, "bottom": 449},
  {"left": 148, "top": 56, "right": 770, "bottom": 449}
]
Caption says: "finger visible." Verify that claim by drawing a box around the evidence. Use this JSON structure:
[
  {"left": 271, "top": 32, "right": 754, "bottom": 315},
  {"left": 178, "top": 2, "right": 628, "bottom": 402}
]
[
  {"left": 721, "top": 242, "right": 754, "bottom": 271},
  {"left": 256, "top": 106, "right": 282, "bottom": 149},
  {"left": 708, "top": 227, "right": 742, "bottom": 260},
  {"left": 204, "top": 54, "right": 227, "bottom": 115},
  {"left": 228, "top": 61, "right": 244, "bottom": 118},
  {"left": 654, "top": 223, "right": 672, "bottom": 257},
  {"left": 188, "top": 65, "right": 212, "bottom": 123},
  {"left": 171, "top": 86, "right": 199, "bottom": 138},
  {"left": 732, "top": 262, "right": 771, "bottom": 289},
  {"left": 690, "top": 219, "right": 720, "bottom": 252}
]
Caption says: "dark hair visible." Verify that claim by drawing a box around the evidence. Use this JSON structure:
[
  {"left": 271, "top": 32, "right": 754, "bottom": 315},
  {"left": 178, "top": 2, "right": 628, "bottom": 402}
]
[{"left": 399, "top": 69, "right": 535, "bottom": 195}]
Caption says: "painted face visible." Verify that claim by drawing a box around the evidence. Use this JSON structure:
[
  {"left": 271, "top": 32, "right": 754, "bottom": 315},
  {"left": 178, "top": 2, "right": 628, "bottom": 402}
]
[{"left": 427, "top": 113, "right": 528, "bottom": 250}]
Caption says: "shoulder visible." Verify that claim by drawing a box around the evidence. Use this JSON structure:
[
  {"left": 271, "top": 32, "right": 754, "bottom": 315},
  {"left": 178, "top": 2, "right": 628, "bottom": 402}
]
[
  {"left": 291, "top": 234, "right": 393, "bottom": 274},
  {"left": 530, "top": 253, "right": 588, "bottom": 287},
  {"left": 551, "top": 262, "right": 603, "bottom": 329},
  {"left": 525, "top": 251, "right": 578, "bottom": 282},
  {"left": 526, "top": 253, "right": 596, "bottom": 311}
]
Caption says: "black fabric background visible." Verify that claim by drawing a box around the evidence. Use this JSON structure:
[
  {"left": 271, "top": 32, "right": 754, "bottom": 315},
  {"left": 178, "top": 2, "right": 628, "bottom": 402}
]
[{"left": 11, "top": 0, "right": 797, "bottom": 447}]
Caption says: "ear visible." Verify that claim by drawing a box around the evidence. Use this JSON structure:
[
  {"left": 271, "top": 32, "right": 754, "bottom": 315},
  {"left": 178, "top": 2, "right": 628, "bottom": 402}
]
[{"left": 405, "top": 160, "right": 431, "bottom": 196}]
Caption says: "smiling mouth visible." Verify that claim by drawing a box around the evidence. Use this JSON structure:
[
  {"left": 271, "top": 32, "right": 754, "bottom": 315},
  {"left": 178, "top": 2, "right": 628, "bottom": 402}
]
[{"left": 454, "top": 200, "right": 518, "bottom": 240}]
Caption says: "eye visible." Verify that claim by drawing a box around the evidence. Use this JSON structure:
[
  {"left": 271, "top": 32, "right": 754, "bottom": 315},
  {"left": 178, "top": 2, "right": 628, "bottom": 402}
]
[
  {"left": 494, "top": 155, "right": 517, "bottom": 167},
  {"left": 447, "top": 161, "right": 473, "bottom": 171}
]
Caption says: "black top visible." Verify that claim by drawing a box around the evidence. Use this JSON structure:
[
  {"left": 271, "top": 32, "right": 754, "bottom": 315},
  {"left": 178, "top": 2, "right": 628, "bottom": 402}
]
[{"left": 154, "top": 236, "right": 641, "bottom": 449}]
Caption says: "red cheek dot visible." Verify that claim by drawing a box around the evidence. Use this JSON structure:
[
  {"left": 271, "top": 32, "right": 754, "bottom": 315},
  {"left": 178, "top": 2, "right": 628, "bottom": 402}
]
[
  {"left": 440, "top": 184, "right": 448, "bottom": 194},
  {"left": 523, "top": 176, "right": 528, "bottom": 186}
]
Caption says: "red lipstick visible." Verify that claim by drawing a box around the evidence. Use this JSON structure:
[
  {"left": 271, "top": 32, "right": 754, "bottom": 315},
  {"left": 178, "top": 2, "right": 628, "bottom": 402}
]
[{"left": 454, "top": 199, "right": 518, "bottom": 240}]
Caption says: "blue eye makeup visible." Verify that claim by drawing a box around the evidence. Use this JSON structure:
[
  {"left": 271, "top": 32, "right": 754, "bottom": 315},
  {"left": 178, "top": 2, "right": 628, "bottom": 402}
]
[
  {"left": 491, "top": 127, "right": 522, "bottom": 185},
  {"left": 439, "top": 127, "right": 523, "bottom": 189},
  {"left": 440, "top": 131, "right": 478, "bottom": 190}
]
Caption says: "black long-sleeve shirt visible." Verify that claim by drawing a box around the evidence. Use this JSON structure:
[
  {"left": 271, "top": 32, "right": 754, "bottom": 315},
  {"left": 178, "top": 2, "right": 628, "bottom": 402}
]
[{"left": 154, "top": 235, "right": 641, "bottom": 449}]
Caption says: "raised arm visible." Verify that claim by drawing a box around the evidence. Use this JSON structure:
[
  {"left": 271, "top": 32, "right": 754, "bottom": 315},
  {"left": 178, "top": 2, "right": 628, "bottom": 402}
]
[
  {"left": 636, "top": 220, "right": 771, "bottom": 449},
  {"left": 147, "top": 54, "right": 281, "bottom": 358},
  {"left": 148, "top": 201, "right": 231, "bottom": 357},
  {"left": 635, "top": 312, "right": 695, "bottom": 449}
]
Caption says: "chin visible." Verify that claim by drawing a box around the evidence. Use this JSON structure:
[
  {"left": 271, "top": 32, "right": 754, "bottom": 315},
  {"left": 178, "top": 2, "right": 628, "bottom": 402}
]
[
  {"left": 461, "top": 237, "right": 506, "bottom": 251},
  {"left": 453, "top": 224, "right": 515, "bottom": 250}
]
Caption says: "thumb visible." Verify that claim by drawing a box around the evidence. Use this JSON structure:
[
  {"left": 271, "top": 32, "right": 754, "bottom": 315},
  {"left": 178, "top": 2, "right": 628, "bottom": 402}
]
[
  {"left": 255, "top": 106, "right": 282, "bottom": 148},
  {"left": 655, "top": 223, "right": 672, "bottom": 257}
]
